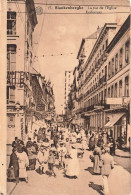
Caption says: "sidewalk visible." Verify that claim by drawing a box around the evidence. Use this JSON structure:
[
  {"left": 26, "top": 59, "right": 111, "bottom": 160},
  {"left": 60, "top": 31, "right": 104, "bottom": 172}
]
[
  {"left": 115, "top": 149, "right": 131, "bottom": 158},
  {"left": 7, "top": 182, "right": 17, "bottom": 195}
]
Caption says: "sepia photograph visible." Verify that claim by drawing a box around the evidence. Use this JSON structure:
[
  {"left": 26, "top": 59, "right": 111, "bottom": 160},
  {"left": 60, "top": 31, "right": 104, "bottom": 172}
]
[{"left": 0, "top": 0, "right": 131, "bottom": 194}]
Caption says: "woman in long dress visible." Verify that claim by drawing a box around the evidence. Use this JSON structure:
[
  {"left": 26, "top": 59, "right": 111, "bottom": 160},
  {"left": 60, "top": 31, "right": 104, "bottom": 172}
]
[
  {"left": 17, "top": 149, "right": 29, "bottom": 182},
  {"left": 93, "top": 144, "right": 101, "bottom": 174},
  {"left": 65, "top": 146, "right": 79, "bottom": 178}
]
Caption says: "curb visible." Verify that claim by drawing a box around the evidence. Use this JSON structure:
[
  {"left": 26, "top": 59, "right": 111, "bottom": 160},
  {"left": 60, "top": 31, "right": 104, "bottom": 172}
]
[
  {"left": 7, "top": 183, "right": 17, "bottom": 195},
  {"left": 115, "top": 154, "right": 131, "bottom": 158}
]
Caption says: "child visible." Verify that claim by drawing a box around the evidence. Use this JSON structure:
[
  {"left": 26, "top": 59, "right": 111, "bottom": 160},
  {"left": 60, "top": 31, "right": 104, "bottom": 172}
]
[{"left": 48, "top": 150, "right": 56, "bottom": 177}]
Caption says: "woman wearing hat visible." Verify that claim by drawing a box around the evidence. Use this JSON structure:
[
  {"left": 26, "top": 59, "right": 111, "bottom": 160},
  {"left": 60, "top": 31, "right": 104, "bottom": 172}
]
[
  {"left": 99, "top": 147, "right": 114, "bottom": 195},
  {"left": 8, "top": 147, "right": 19, "bottom": 183}
]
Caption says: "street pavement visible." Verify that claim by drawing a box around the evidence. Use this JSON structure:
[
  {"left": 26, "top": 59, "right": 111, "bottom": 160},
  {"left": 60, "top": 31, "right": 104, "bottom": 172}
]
[{"left": 7, "top": 150, "right": 131, "bottom": 195}]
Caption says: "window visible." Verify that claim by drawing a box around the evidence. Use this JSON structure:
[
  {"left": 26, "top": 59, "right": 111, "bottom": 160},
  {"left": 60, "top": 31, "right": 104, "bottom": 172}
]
[
  {"left": 8, "top": 115, "right": 15, "bottom": 126},
  {"left": 7, "top": 12, "right": 16, "bottom": 35},
  {"left": 7, "top": 86, "right": 15, "bottom": 103},
  {"left": 7, "top": 45, "right": 16, "bottom": 71},
  {"left": 125, "top": 76, "right": 129, "bottom": 97},
  {"left": 125, "top": 40, "right": 130, "bottom": 64},
  {"left": 108, "top": 87, "right": 110, "bottom": 98},
  {"left": 106, "top": 39, "right": 108, "bottom": 48},
  {"left": 114, "top": 83, "right": 117, "bottom": 98},
  {"left": 112, "top": 58, "right": 114, "bottom": 76},
  {"left": 108, "top": 62, "right": 111, "bottom": 78},
  {"left": 119, "top": 48, "right": 123, "bottom": 69},
  {"left": 115, "top": 53, "right": 118, "bottom": 73},
  {"left": 104, "top": 89, "right": 107, "bottom": 99},
  {"left": 119, "top": 80, "right": 122, "bottom": 97},
  {"left": 111, "top": 85, "right": 114, "bottom": 98}
]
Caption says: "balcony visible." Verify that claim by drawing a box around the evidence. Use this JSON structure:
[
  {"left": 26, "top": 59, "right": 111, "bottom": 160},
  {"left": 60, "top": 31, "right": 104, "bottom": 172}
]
[{"left": 7, "top": 71, "right": 25, "bottom": 87}]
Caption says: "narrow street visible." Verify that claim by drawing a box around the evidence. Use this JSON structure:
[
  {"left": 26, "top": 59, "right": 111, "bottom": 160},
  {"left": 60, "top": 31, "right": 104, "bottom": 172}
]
[{"left": 7, "top": 150, "right": 131, "bottom": 195}]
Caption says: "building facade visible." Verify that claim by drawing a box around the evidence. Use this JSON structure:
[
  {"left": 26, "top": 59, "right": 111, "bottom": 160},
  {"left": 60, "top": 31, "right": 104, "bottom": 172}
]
[
  {"left": 7, "top": 0, "right": 55, "bottom": 146},
  {"left": 7, "top": 0, "right": 38, "bottom": 144},
  {"left": 68, "top": 15, "right": 130, "bottom": 145}
]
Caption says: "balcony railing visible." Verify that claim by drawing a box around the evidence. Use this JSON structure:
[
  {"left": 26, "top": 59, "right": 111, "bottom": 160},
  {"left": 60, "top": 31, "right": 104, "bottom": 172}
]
[{"left": 7, "top": 71, "right": 31, "bottom": 87}]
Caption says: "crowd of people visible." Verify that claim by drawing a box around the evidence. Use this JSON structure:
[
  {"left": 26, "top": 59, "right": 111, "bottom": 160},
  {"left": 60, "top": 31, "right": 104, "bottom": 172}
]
[{"left": 8, "top": 123, "right": 118, "bottom": 195}]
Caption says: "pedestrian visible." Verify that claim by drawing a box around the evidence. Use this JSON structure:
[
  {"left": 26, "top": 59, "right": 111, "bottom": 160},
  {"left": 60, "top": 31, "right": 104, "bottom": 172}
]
[
  {"left": 9, "top": 147, "right": 19, "bottom": 184},
  {"left": 89, "top": 133, "right": 95, "bottom": 151},
  {"left": 57, "top": 142, "right": 67, "bottom": 169},
  {"left": 17, "top": 147, "right": 29, "bottom": 183},
  {"left": 93, "top": 143, "right": 101, "bottom": 175},
  {"left": 65, "top": 146, "right": 79, "bottom": 179},
  {"left": 12, "top": 137, "right": 19, "bottom": 148},
  {"left": 37, "top": 143, "right": 49, "bottom": 174},
  {"left": 26, "top": 138, "right": 33, "bottom": 148},
  {"left": 26, "top": 144, "right": 37, "bottom": 170},
  {"left": 48, "top": 150, "right": 56, "bottom": 177},
  {"left": 99, "top": 147, "right": 114, "bottom": 195},
  {"left": 37, "top": 145, "right": 45, "bottom": 174},
  {"left": 109, "top": 138, "right": 116, "bottom": 156}
]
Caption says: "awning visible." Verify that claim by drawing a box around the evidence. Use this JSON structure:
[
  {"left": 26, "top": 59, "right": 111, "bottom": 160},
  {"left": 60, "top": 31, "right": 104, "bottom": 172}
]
[{"left": 104, "top": 113, "right": 125, "bottom": 128}]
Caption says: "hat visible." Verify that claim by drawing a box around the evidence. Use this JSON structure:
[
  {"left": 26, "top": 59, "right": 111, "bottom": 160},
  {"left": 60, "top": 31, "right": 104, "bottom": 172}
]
[{"left": 42, "top": 142, "right": 49, "bottom": 147}]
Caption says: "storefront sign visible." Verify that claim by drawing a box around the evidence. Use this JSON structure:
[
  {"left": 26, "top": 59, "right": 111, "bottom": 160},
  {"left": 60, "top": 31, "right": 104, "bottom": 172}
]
[{"left": 106, "top": 98, "right": 122, "bottom": 104}]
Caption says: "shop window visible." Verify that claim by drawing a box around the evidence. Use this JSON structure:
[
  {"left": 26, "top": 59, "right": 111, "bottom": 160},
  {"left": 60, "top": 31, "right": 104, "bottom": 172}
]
[
  {"left": 119, "top": 48, "right": 123, "bottom": 69},
  {"left": 125, "top": 76, "right": 129, "bottom": 97},
  {"left": 7, "top": 12, "right": 16, "bottom": 35},
  {"left": 115, "top": 53, "right": 118, "bottom": 73},
  {"left": 125, "top": 40, "right": 130, "bottom": 64},
  {"left": 7, "top": 44, "right": 16, "bottom": 71},
  {"left": 119, "top": 80, "right": 122, "bottom": 97}
]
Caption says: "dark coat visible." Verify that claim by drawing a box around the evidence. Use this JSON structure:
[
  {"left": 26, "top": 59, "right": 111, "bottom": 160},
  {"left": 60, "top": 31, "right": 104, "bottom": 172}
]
[
  {"left": 89, "top": 136, "right": 95, "bottom": 151},
  {"left": 9, "top": 152, "right": 19, "bottom": 178}
]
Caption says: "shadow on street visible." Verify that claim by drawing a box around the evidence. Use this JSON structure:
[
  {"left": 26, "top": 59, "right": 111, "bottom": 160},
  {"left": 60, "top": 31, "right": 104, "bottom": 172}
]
[{"left": 89, "top": 182, "right": 104, "bottom": 195}]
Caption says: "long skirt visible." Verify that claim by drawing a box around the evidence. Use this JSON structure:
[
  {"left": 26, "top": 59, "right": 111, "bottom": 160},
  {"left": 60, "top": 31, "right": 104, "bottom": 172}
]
[
  {"left": 29, "top": 159, "right": 36, "bottom": 170},
  {"left": 93, "top": 155, "right": 100, "bottom": 174},
  {"left": 19, "top": 162, "right": 28, "bottom": 178},
  {"left": 66, "top": 158, "right": 79, "bottom": 177}
]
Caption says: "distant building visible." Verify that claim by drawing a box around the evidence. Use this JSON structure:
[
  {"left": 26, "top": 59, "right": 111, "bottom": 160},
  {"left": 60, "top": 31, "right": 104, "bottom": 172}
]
[{"left": 64, "top": 71, "right": 73, "bottom": 110}]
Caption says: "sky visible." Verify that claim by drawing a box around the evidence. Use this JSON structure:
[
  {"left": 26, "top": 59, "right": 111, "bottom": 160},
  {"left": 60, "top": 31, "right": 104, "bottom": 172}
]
[{"left": 33, "top": 0, "right": 130, "bottom": 114}]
